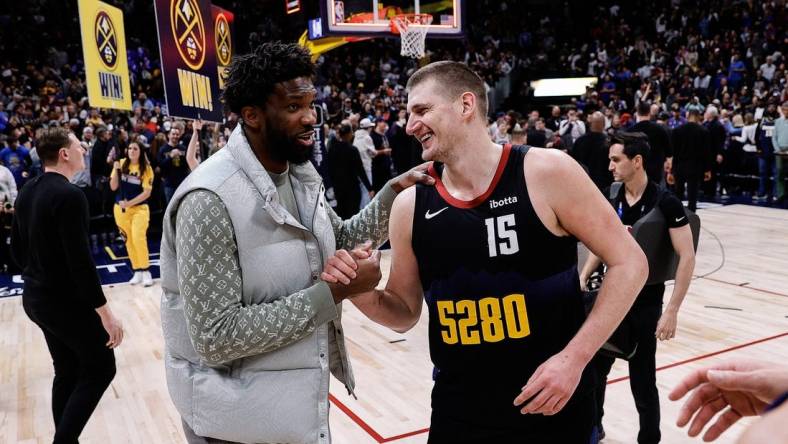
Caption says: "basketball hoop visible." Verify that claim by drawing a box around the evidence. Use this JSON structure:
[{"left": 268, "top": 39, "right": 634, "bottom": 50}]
[{"left": 390, "top": 13, "right": 433, "bottom": 59}]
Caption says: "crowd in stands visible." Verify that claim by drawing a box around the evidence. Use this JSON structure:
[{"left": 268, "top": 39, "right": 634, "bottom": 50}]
[{"left": 0, "top": 0, "right": 786, "bottom": 275}]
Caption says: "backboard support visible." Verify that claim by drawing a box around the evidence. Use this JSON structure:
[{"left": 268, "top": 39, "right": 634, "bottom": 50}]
[{"left": 315, "top": 0, "right": 464, "bottom": 39}]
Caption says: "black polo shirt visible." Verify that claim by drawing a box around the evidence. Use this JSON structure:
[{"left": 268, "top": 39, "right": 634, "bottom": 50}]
[{"left": 606, "top": 181, "right": 689, "bottom": 305}]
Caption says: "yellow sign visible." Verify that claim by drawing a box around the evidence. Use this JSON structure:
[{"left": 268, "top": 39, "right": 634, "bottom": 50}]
[
  {"left": 78, "top": 0, "right": 132, "bottom": 110},
  {"left": 170, "top": 0, "right": 206, "bottom": 71}
]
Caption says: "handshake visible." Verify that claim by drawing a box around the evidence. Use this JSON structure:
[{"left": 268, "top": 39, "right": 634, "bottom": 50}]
[{"left": 322, "top": 240, "right": 382, "bottom": 304}]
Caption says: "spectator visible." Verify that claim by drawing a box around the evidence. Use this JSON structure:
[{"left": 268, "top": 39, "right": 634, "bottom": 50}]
[
  {"left": 157, "top": 127, "right": 189, "bottom": 206},
  {"left": 110, "top": 142, "right": 154, "bottom": 287},
  {"left": 759, "top": 56, "right": 776, "bottom": 83},
  {"left": 572, "top": 111, "right": 612, "bottom": 190},
  {"left": 0, "top": 134, "right": 32, "bottom": 188},
  {"left": 328, "top": 124, "right": 373, "bottom": 218},
  {"left": 629, "top": 101, "right": 673, "bottom": 185},
  {"left": 773, "top": 102, "right": 788, "bottom": 202},
  {"left": 387, "top": 108, "right": 415, "bottom": 175},
  {"left": 559, "top": 108, "right": 586, "bottom": 148},
  {"left": 670, "top": 109, "right": 712, "bottom": 211},
  {"left": 527, "top": 118, "right": 548, "bottom": 147},
  {"left": 370, "top": 118, "right": 393, "bottom": 192},
  {"left": 354, "top": 117, "right": 377, "bottom": 205},
  {"left": 704, "top": 106, "right": 727, "bottom": 195}
]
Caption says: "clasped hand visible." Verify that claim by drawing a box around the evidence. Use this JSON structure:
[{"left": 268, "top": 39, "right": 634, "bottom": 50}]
[{"left": 322, "top": 241, "right": 382, "bottom": 302}]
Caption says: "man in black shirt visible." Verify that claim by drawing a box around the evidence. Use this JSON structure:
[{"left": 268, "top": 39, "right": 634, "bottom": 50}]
[
  {"left": 628, "top": 101, "right": 672, "bottom": 184},
  {"left": 328, "top": 124, "right": 373, "bottom": 218},
  {"left": 526, "top": 118, "right": 548, "bottom": 148},
  {"left": 388, "top": 109, "right": 416, "bottom": 175},
  {"left": 580, "top": 132, "right": 696, "bottom": 444},
  {"left": 89, "top": 126, "right": 116, "bottom": 185},
  {"left": 572, "top": 111, "right": 612, "bottom": 190},
  {"left": 158, "top": 127, "right": 190, "bottom": 205},
  {"left": 703, "top": 106, "right": 726, "bottom": 197},
  {"left": 670, "top": 109, "right": 712, "bottom": 211},
  {"left": 370, "top": 118, "right": 393, "bottom": 192},
  {"left": 11, "top": 127, "right": 123, "bottom": 444},
  {"left": 89, "top": 126, "right": 118, "bottom": 236}
]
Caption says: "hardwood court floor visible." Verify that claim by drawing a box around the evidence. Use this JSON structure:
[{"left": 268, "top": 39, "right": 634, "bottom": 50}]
[{"left": 1, "top": 204, "right": 787, "bottom": 444}]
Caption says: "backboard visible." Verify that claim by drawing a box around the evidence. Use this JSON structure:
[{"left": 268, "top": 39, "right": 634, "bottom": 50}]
[{"left": 315, "top": 0, "right": 464, "bottom": 39}]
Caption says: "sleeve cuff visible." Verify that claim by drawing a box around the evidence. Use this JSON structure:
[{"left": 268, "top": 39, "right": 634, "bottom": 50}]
[
  {"left": 91, "top": 293, "right": 108, "bottom": 309},
  {"left": 306, "top": 281, "right": 339, "bottom": 325}
]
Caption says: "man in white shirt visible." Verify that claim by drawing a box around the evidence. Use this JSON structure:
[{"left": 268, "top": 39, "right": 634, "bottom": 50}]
[
  {"left": 759, "top": 56, "right": 776, "bottom": 82},
  {"left": 559, "top": 109, "right": 586, "bottom": 147},
  {"left": 354, "top": 118, "right": 377, "bottom": 206}
]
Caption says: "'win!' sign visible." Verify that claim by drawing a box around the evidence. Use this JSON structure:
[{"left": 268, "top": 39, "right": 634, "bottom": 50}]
[{"left": 154, "top": 0, "right": 222, "bottom": 122}]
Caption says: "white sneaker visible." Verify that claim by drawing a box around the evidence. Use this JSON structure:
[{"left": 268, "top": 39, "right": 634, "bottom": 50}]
[
  {"left": 142, "top": 271, "right": 154, "bottom": 287},
  {"left": 129, "top": 271, "right": 142, "bottom": 285}
]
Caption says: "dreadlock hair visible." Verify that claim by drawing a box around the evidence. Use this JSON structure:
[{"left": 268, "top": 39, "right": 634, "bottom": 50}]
[{"left": 222, "top": 42, "right": 316, "bottom": 114}]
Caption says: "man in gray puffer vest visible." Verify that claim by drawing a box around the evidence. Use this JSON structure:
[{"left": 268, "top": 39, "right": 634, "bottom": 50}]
[{"left": 159, "top": 42, "right": 433, "bottom": 444}]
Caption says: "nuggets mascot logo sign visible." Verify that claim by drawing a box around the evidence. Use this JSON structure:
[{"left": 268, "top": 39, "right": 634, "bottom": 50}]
[{"left": 170, "top": 0, "right": 206, "bottom": 70}]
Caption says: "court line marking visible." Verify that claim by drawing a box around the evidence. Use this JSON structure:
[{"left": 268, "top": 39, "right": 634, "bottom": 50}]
[
  {"left": 699, "top": 276, "right": 788, "bottom": 298},
  {"left": 607, "top": 331, "right": 788, "bottom": 384},
  {"left": 330, "top": 331, "right": 788, "bottom": 442}
]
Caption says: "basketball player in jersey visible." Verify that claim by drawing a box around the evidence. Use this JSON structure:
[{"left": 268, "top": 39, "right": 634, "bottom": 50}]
[{"left": 347, "top": 61, "right": 649, "bottom": 442}]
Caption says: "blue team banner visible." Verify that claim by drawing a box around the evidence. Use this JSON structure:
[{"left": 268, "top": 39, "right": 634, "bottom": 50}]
[{"left": 154, "top": 0, "right": 222, "bottom": 122}]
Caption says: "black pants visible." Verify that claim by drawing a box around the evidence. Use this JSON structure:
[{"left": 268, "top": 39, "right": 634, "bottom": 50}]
[
  {"left": 673, "top": 172, "right": 699, "bottom": 211},
  {"left": 23, "top": 296, "right": 116, "bottom": 444},
  {"left": 594, "top": 302, "right": 662, "bottom": 444}
]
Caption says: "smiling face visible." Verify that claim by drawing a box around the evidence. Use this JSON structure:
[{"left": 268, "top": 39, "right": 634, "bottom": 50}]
[
  {"left": 405, "top": 79, "right": 463, "bottom": 163},
  {"left": 168, "top": 128, "right": 181, "bottom": 146},
  {"left": 262, "top": 76, "right": 317, "bottom": 165}
]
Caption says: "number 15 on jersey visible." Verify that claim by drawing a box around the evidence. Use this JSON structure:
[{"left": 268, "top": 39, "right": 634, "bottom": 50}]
[{"left": 485, "top": 214, "right": 519, "bottom": 257}]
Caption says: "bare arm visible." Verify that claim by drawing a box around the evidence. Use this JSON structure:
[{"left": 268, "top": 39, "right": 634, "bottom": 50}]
[
  {"left": 124, "top": 188, "right": 152, "bottom": 207},
  {"left": 536, "top": 149, "right": 648, "bottom": 365},
  {"left": 186, "top": 120, "right": 202, "bottom": 171},
  {"left": 666, "top": 225, "right": 695, "bottom": 312},
  {"left": 327, "top": 163, "right": 433, "bottom": 250},
  {"left": 109, "top": 161, "right": 120, "bottom": 191},
  {"left": 655, "top": 224, "right": 695, "bottom": 341},
  {"left": 515, "top": 149, "right": 648, "bottom": 415},
  {"left": 349, "top": 187, "right": 424, "bottom": 333}
]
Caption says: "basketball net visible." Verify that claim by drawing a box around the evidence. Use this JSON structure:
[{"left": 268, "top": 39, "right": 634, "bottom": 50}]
[{"left": 391, "top": 13, "right": 433, "bottom": 59}]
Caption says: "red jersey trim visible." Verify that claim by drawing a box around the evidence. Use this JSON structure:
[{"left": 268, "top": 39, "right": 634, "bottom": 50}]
[{"left": 428, "top": 144, "right": 512, "bottom": 209}]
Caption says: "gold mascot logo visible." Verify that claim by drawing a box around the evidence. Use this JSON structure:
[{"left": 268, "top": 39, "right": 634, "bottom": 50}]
[
  {"left": 214, "top": 13, "right": 231, "bottom": 66},
  {"left": 94, "top": 10, "right": 118, "bottom": 70},
  {"left": 170, "top": 0, "right": 206, "bottom": 70}
]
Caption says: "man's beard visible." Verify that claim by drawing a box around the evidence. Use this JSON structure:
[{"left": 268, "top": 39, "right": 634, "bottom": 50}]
[{"left": 266, "top": 121, "right": 314, "bottom": 165}]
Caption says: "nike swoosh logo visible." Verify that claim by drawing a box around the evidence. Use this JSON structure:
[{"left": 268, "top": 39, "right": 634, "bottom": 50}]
[
  {"left": 425, "top": 207, "right": 449, "bottom": 220},
  {"left": 675, "top": 216, "right": 686, "bottom": 222}
]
